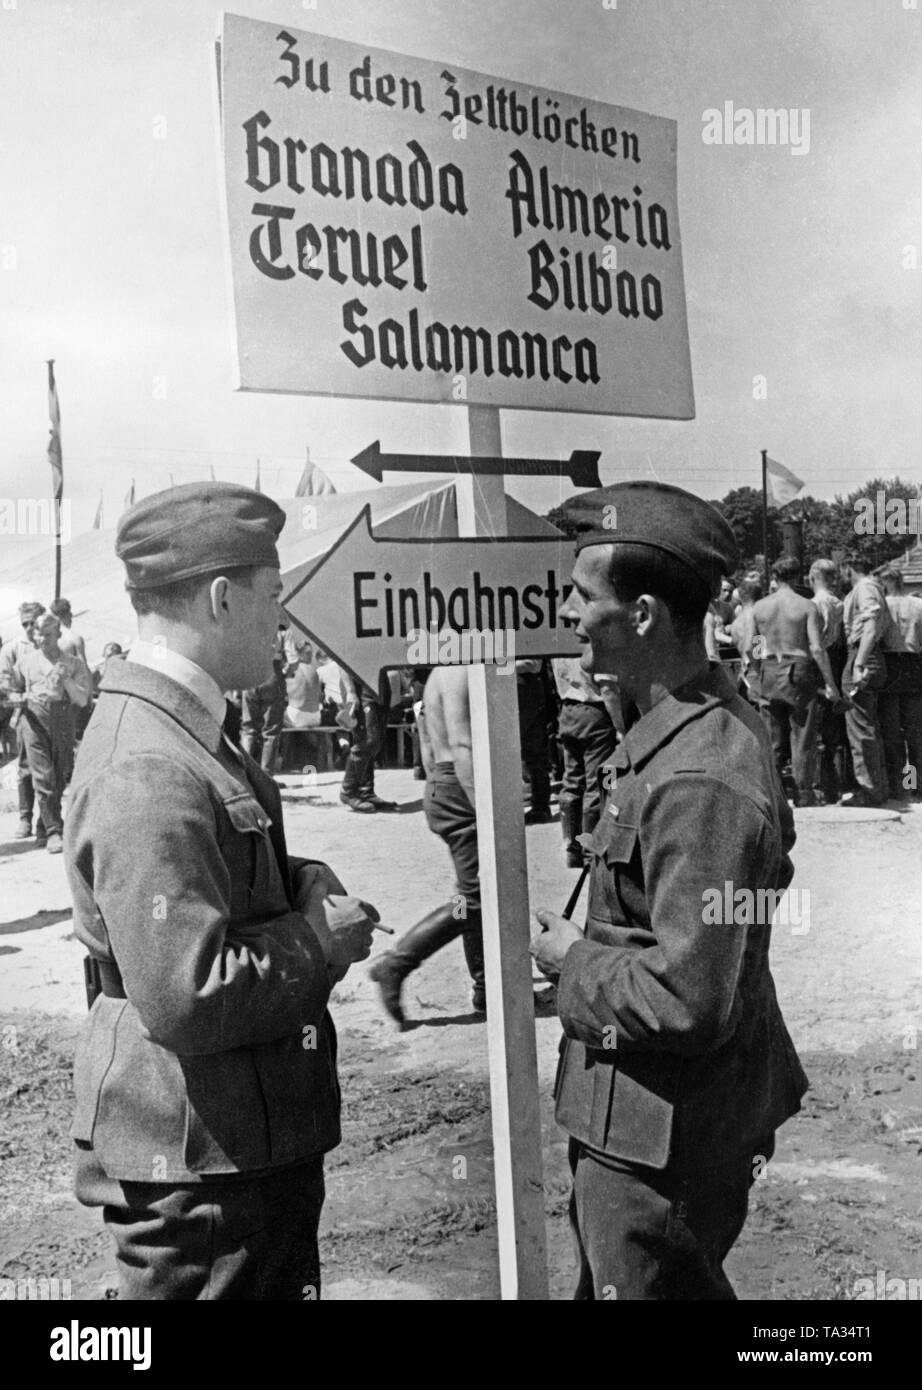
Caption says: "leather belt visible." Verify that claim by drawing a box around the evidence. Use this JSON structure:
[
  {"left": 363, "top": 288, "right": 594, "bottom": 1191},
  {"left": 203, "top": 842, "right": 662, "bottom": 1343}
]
[{"left": 97, "top": 959, "right": 126, "bottom": 998}]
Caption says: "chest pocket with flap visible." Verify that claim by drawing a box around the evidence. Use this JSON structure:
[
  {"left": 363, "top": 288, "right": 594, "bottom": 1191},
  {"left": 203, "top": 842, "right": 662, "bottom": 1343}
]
[
  {"left": 586, "top": 806, "right": 643, "bottom": 930},
  {"left": 222, "top": 792, "right": 275, "bottom": 911}
]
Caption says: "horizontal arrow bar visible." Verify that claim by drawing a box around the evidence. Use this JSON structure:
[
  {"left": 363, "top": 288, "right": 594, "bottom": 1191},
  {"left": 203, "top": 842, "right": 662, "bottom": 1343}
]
[{"left": 352, "top": 441, "right": 601, "bottom": 488}]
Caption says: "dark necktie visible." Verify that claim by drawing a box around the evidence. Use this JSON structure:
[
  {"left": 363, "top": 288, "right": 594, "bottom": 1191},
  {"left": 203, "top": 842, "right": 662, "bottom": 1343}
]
[{"left": 223, "top": 698, "right": 242, "bottom": 748}]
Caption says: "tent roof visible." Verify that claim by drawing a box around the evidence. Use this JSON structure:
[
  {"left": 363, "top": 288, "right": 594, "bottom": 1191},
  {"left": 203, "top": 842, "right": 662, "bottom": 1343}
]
[{"left": 0, "top": 480, "right": 563, "bottom": 662}]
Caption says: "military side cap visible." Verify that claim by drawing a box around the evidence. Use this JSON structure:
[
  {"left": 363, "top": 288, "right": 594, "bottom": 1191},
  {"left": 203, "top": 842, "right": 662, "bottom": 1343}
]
[
  {"left": 571, "top": 481, "right": 738, "bottom": 596},
  {"left": 116, "top": 482, "right": 286, "bottom": 590}
]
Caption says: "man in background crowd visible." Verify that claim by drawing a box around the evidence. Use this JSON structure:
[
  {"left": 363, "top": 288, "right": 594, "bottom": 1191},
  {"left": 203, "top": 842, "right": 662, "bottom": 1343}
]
[
  {"left": 339, "top": 674, "right": 395, "bottom": 813},
  {"left": 841, "top": 555, "right": 890, "bottom": 807},
  {"left": 370, "top": 664, "right": 485, "bottom": 1025},
  {"left": 729, "top": 576, "right": 763, "bottom": 693},
  {"left": 879, "top": 566, "right": 922, "bottom": 802},
  {"left": 5, "top": 611, "right": 91, "bottom": 853},
  {"left": 808, "top": 559, "right": 848, "bottom": 804},
  {"left": 49, "top": 597, "right": 86, "bottom": 662},
  {"left": 551, "top": 656, "right": 620, "bottom": 868},
  {"left": 1, "top": 601, "right": 47, "bottom": 841},
  {"left": 749, "top": 556, "right": 841, "bottom": 807},
  {"left": 92, "top": 642, "right": 127, "bottom": 697},
  {"left": 516, "top": 659, "right": 553, "bottom": 821},
  {"left": 240, "top": 622, "right": 288, "bottom": 775},
  {"left": 714, "top": 575, "right": 735, "bottom": 628}
]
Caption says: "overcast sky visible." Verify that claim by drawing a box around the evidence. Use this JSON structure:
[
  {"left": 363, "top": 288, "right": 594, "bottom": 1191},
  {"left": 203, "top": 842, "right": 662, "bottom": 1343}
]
[{"left": 2, "top": 0, "right": 921, "bottom": 540}]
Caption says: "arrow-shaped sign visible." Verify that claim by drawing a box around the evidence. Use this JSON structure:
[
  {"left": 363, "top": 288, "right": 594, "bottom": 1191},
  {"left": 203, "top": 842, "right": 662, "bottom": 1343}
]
[
  {"left": 352, "top": 441, "right": 601, "bottom": 488},
  {"left": 282, "top": 506, "right": 581, "bottom": 690}
]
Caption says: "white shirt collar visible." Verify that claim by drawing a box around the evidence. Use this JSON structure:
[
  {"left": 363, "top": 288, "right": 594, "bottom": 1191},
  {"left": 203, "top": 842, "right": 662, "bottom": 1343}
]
[{"left": 127, "top": 639, "right": 227, "bottom": 729}]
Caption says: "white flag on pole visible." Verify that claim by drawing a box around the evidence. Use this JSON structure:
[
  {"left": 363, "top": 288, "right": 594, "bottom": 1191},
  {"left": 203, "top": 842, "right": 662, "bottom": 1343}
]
[{"left": 765, "top": 456, "right": 804, "bottom": 507}]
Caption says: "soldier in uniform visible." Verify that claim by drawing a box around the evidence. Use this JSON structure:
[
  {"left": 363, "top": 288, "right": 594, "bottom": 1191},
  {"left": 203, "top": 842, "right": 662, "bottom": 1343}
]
[
  {"left": 64, "top": 483, "right": 379, "bottom": 1299},
  {"left": 879, "top": 565, "right": 922, "bottom": 801},
  {"left": 531, "top": 482, "right": 808, "bottom": 1301},
  {"left": 0, "top": 601, "right": 47, "bottom": 841},
  {"left": 6, "top": 611, "right": 91, "bottom": 853},
  {"left": 840, "top": 555, "right": 890, "bottom": 806},
  {"left": 551, "top": 656, "right": 620, "bottom": 867},
  {"left": 239, "top": 623, "right": 288, "bottom": 775}
]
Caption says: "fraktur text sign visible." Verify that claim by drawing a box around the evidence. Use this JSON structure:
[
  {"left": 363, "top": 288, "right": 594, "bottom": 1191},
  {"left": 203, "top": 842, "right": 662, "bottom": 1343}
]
[
  {"left": 281, "top": 505, "right": 581, "bottom": 689},
  {"left": 218, "top": 13, "right": 694, "bottom": 418}
]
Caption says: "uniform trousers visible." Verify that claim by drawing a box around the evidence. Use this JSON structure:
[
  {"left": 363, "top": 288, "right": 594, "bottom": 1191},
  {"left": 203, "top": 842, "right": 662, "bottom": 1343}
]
[
  {"left": 517, "top": 672, "right": 551, "bottom": 813},
  {"left": 340, "top": 687, "right": 390, "bottom": 799},
  {"left": 568, "top": 1130, "right": 774, "bottom": 1301},
  {"left": 753, "top": 657, "right": 819, "bottom": 798},
  {"left": 19, "top": 704, "right": 73, "bottom": 837},
  {"left": 879, "top": 653, "right": 922, "bottom": 798},
  {"left": 842, "top": 648, "right": 888, "bottom": 800},
  {"left": 558, "top": 699, "right": 618, "bottom": 832},
  {"left": 75, "top": 1145, "right": 325, "bottom": 1301},
  {"left": 241, "top": 662, "right": 287, "bottom": 774},
  {"left": 15, "top": 722, "right": 44, "bottom": 832},
  {"left": 424, "top": 763, "right": 480, "bottom": 914}
]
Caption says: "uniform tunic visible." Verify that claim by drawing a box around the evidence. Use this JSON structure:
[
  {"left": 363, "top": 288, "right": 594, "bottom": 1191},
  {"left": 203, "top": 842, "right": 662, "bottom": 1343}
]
[{"left": 555, "top": 663, "right": 808, "bottom": 1297}]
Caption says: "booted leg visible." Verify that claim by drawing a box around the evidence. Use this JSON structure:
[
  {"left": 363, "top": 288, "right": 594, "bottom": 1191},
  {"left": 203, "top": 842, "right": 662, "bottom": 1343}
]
[
  {"left": 16, "top": 767, "right": 34, "bottom": 836},
  {"left": 461, "top": 912, "right": 485, "bottom": 1011},
  {"left": 560, "top": 798, "right": 584, "bottom": 868},
  {"left": 260, "top": 735, "right": 280, "bottom": 777},
  {"left": 369, "top": 902, "right": 465, "bottom": 1027}
]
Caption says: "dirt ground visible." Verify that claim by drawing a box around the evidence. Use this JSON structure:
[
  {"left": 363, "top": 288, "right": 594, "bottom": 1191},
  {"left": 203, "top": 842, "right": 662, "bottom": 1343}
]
[{"left": 1, "top": 765, "right": 920, "bottom": 1301}]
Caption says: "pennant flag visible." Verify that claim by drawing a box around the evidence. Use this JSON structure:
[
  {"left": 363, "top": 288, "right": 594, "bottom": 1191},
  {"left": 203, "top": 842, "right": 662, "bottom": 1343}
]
[
  {"left": 124, "top": 479, "right": 135, "bottom": 509},
  {"left": 92, "top": 490, "right": 103, "bottom": 530},
  {"left": 295, "top": 462, "right": 336, "bottom": 497},
  {"left": 47, "top": 360, "right": 63, "bottom": 502},
  {"left": 254, "top": 458, "right": 262, "bottom": 493},
  {"left": 765, "top": 456, "right": 804, "bottom": 508}
]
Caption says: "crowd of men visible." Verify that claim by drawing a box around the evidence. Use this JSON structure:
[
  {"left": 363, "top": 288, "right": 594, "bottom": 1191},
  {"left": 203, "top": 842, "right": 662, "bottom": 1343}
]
[
  {"left": 720, "top": 554, "right": 922, "bottom": 809},
  {"left": 5, "top": 547, "right": 914, "bottom": 862}
]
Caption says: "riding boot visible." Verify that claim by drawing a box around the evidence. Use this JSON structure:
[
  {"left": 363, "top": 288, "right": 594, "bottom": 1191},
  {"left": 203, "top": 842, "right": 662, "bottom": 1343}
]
[
  {"left": 369, "top": 902, "right": 465, "bottom": 1027},
  {"left": 460, "top": 913, "right": 486, "bottom": 1012},
  {"left": 260, "top": 734, "right": 280, "bottom": 776},
  {"left": 16, "top": 777, "right": 34, "bottom": 835},
  {"left": 241, "top": 733, "right": 261, "bottom": 763},
  {"left": 560, "top": 798, "right": 584, "bottom": 868}
]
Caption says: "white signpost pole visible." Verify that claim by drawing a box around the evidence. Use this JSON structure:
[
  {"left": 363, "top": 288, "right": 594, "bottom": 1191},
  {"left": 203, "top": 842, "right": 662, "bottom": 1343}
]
[{"left": 457, "top": 403, "right": 549, "bottom": 1301}]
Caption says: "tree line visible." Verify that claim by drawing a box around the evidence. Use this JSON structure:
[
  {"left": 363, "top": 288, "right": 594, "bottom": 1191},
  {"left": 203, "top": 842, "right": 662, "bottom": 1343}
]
[{"left": 547, "top": 475, "right": 922, "bottom": 573}]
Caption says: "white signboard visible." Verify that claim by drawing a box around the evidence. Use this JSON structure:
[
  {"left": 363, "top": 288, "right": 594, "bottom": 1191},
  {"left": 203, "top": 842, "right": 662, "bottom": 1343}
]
[{"left": 218, "top": 13, "right": 694, "bottom": 418}]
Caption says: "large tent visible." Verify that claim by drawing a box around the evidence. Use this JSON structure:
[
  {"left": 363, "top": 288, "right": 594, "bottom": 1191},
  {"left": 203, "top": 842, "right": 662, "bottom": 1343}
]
[{"left": 0, "top": 480, "right": 564, "bottom": 663}]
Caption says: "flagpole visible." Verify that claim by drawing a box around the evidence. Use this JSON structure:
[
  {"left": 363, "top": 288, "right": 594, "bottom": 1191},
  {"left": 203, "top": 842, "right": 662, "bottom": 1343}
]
[
  {"left": 760, "top": 448, "right": 769, "bottom": 589},
  {"left": 47, "top": 360, "right": 62, "bottom": 601}
]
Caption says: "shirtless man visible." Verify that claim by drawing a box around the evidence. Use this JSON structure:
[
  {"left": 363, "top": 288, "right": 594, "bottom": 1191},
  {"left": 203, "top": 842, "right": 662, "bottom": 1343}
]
[
  {"left": 48, "top": 597, "right": 93, "bottom": 750},
  {"left": 749, "top": 555, "right": 841, "bottom": 805},
  {"left": 49, "top": 598, "right": 87, "bottom": 662},
  {"left": 369, "top": 665, "right": 484, "bottom": 1026}
]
